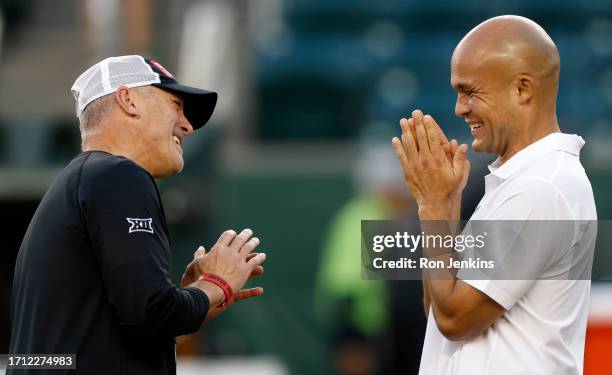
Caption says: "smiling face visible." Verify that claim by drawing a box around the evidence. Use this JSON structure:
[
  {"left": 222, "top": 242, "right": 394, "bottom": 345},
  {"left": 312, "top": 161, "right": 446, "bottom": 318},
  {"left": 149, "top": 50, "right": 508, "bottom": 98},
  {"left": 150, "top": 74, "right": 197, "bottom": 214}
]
[
  {"left": 450, "top": 52, "right": 518, "bottom": 156},
  {"left": 449, "top": 16, "right": 562, "bottom": 161},
  {"left": 134, "top": 87, "right": 193, "bottom": 177}
]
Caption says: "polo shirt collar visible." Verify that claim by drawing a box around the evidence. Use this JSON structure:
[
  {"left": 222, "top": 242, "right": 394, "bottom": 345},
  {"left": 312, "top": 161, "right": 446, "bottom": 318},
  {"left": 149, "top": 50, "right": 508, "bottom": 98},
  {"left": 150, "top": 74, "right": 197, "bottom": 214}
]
[{"left": 487, "top": 133, "right": 585, "bottom": 180}]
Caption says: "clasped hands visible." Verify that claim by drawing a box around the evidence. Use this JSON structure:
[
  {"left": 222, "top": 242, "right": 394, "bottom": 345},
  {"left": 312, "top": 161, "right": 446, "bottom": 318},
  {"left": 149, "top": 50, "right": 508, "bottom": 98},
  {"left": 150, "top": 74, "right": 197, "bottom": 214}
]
[
  {"left": 391, "top": 110, "right": 470, "bottom": 220},
  {"left": 180, "top": 229, "right": 266, "bottom": 321}
]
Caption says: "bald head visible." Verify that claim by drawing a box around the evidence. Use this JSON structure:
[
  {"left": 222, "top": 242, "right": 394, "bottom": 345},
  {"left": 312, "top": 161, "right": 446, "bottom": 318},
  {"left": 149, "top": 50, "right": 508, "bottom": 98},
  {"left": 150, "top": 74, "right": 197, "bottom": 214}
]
[
  {"left": 451, "top": 16, "right": 562, "bottom": 161},
  {"left": 453, "top": 15, "right": 560, "bottom": 96}
]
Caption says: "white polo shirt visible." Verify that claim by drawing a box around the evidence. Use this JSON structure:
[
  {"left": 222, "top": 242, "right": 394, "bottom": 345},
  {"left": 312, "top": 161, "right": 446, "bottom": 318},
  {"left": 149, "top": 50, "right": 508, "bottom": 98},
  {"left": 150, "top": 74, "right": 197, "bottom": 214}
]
[{"left": 419, "top": 133, "right": 597, "bottom": 375}]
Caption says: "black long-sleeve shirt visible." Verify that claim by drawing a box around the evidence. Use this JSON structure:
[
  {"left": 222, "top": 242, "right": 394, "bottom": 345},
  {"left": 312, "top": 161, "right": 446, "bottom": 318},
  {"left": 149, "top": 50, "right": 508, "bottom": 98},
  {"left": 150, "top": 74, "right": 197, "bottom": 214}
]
[{"left": 8, "top": 151, "right": 209, "bottom": 374}]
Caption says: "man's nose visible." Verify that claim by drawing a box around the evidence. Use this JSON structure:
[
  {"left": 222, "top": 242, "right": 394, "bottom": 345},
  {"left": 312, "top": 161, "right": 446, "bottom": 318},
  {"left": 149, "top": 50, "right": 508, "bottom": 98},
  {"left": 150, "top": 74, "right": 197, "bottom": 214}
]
[
  {"left": 455, "top": 95, "right": 469, "bottom": 118},
  {"left": 180, "top": 113, "right": 194, "bottom": 136}
]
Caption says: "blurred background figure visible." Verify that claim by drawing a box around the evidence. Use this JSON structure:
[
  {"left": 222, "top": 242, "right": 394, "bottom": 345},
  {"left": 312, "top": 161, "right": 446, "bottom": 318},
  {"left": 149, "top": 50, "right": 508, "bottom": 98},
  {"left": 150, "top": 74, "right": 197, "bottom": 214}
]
[
  {"left": 78, "top": 0, "right": 152, "bottom": 60},
  {"left": 315, "top": 140, "right": 423, "bottom": 375},
  {"left": 0, "top": 0, "right": 611, "bottom": 374}
]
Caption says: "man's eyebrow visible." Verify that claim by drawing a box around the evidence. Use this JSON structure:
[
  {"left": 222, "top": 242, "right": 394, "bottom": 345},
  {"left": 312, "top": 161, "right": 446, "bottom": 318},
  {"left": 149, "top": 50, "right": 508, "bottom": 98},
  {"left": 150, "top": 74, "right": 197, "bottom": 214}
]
[
  {"left": 170, "top": 96, "right": 184, "bottom": 108},
  {"left": 452, "top": 82, "right": 473, "bottom": 92}
]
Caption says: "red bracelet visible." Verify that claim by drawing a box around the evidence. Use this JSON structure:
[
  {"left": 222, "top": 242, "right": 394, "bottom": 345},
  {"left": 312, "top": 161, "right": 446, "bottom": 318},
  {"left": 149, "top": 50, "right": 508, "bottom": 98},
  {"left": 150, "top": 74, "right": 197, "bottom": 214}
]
[{"left": 200, "top": 273, "right": 233, "bottom": 307}]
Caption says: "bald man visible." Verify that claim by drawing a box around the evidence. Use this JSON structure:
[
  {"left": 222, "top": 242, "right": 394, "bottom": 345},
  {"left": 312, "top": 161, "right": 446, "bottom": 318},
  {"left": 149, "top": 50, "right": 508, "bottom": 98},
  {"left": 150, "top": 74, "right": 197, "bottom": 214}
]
[{"left": 392, "top": 16, "right": 596, "bottom": 374}]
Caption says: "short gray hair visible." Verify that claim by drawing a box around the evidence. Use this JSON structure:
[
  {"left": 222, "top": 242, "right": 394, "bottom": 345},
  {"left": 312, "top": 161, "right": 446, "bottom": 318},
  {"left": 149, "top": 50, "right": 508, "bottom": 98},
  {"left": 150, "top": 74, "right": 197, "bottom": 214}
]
[
  {"left": 78, "top": 94, "right": 114, "bottom": 148},
  {"left": 78, "top": 86, "right": 154, "bottom": 149}
]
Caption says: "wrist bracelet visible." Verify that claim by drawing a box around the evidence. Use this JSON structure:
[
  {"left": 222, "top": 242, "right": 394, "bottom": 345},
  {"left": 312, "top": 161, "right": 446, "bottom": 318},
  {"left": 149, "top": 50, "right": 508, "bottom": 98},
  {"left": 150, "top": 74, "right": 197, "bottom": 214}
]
[{"left": 200, "top": 273, "right": 233, "bottom": 307}]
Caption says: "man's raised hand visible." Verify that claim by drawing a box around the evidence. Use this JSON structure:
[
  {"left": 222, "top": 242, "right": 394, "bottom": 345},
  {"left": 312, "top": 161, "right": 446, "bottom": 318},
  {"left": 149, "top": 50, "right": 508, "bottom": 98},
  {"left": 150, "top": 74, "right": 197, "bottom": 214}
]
[{"left": 392, "top": 110, "right": 470, "bottom": 219}]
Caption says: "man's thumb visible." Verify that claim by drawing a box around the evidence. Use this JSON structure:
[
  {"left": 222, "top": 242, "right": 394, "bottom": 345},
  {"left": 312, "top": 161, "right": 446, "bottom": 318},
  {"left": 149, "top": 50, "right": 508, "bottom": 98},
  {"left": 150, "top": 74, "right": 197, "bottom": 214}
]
[{"left": 194, "top": 246, "right": 206, "bottom": 259}]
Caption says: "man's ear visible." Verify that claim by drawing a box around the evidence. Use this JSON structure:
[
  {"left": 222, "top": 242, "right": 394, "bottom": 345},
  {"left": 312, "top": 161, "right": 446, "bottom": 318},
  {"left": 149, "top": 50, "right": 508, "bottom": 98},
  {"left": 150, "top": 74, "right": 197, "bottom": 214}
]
[
  {"left": 114, "top": 86, "right": 139, "bottom": 117},
  {"left": 514, "top": 74, "right": 534, "bottom": 105}
]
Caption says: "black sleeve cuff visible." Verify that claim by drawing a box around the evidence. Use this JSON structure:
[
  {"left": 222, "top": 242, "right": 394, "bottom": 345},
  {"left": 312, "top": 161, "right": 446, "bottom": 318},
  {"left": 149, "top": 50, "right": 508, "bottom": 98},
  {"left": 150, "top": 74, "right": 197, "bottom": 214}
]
[{"left": 177, "top": 286, "right": 210, "bottom": 335}]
